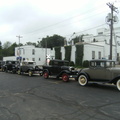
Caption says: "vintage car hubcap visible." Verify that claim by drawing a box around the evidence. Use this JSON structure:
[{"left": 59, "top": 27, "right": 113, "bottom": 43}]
[
  {"left": 18, "top": 70, "right": 21, "bottom": 75},
  {"left": 81, "top": 78, "right": 86, "bottom": 84},
  {"left": 62, "top": 74, "right": 69, "bottom": 82},
  {"left": 44, "top": 72, "right": 48, "bottom": 78},
  {"left": 63, "top": 76, "right": 67, "bottom": 81},
  {"left": 29, "top": 71, "right": 32, "bottom": 76}
]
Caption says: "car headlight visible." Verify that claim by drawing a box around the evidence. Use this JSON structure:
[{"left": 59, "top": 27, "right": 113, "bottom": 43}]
[{"left": 69, "top": 67, "right": 74, "bottom": 71}]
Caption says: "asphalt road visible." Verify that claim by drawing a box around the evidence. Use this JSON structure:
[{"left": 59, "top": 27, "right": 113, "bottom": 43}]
[{"left": 0, "top": 72, "right": 120, "bottom": 120}]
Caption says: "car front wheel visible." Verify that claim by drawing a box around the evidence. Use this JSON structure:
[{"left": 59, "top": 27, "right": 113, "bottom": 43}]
[
  {"left": 2, "top": 68, "right": 5, "bottom": 72},
  {"left": 43, "top": 71, "right": 49, "bottom": 79},
  {"left": 28, "top": 70, "right": 33, "bottom": 77},
  {"left": 116, "top": 79, "right": 120, "bottom": 91},
  {"left": 78, "top": 74, "right": 88, "bottom": 86},
  {"left": 62, "top": 73, "right": 69, "bottom": 82}
]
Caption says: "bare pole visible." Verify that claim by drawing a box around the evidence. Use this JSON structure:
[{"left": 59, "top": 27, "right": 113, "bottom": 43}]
[
  {"left": 107, "top": 3, "right": 118, "bottom": 60},
  {"left": 16, "top": 35, "right": 23, "bottom": 61},
  {"left": 45, "top": 39, "right": 47, "bottom": 65}
]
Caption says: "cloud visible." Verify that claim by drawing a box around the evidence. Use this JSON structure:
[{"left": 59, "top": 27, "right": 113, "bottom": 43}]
[{"left": 0, "top": 0, "right": 119, "bottom": 45}]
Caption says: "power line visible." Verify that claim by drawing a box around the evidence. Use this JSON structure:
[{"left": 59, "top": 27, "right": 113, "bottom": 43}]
[
  {"left": 22, "top": 3, "right": 110, "bottom": 35},
  {"left": 64, "top": 23, "right": 107, "bottom": 37},
  {"left": 22, "top": 9, "right": 109, "bottom": 38}
]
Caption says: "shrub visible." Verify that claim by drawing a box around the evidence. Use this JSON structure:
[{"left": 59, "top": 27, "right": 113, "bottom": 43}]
[
  {"left": 83, "top": 60, "right": 89, "bottom": 68},
  {"left": 69, "top": 61, "right": 75, "bottom": 66}
]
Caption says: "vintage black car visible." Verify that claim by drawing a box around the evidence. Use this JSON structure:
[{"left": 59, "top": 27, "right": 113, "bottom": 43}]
[
  {"left": 17, "top": 61, "right": 42, "bottom": 76},
  {"left": 77, "top": 59, "right": 120, "bottom": 91},
  {"left": 0, "top": 60, "right": 5, "bottom": 71},
  {"left": 42, "top": 59, "right": 78, "bottom": 82},
  {"left": 2, "top": 60, "right": 20, "bottom": 73}
]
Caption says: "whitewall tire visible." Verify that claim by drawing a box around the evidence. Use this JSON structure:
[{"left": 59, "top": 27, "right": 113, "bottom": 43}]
[
  {"left": 116, "top": 79, "right": 120, "bottom": 91},
  {"left": 78, "top": 74, "right": 88, "bottom": 86}
]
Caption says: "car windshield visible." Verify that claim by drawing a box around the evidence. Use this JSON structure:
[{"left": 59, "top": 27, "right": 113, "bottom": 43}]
[
  {"left": 22, "top": 61, "right": 36, "bottom": 66},
  {"left": 58, "top": 61, "right": 69, "bottom": 66},
  {"left": 12, "top": 61, "right": 19, "bottom": 64},
  {"left": 50, "top": 60, "right": 69, "bottom": 66},
  {"left": 64, "top": 62, "right": 69, "bottom": 66},
  {"left": 28, "top": 62, "right": 36, "bottom": 65}
]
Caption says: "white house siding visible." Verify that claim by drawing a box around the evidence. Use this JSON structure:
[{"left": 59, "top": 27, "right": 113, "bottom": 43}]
[
  {"left": 71, "top": 46, "right": 76, "bottom": 62},
  {"left": 3, "top": 56, "right": 16, "bottom": 61},
  {"left": 61, "top": 47, "right": 65, "bottom": 60},
  {"left": 83, "top": 44, "right": 104, "bottom": 61}
]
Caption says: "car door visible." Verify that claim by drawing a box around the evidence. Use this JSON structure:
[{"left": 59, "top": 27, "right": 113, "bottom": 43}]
[
  {"left": 50, "top": 61, "right": 62, "bottom": 75},
  {"left": 87, "top": 61, "right": 106, "bottom": 80}
]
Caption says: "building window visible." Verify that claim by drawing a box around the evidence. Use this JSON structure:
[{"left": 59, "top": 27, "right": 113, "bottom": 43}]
[
  {"left": 92, "top": 51, "right": 95, "bottom": 59},
  {"left": 32, "top": 49, "right": 35, "bottom": 55},
  {"left": 39, "top": 58, "right": 41, "bottom": 61},
  {"left": 98, "top": 51, "right": 101, "bottom": 59},
  {"left": 32, "top": 58, "right": 35, "bottom": 61},
  {"left": 17, "top": 49, "right": 21, "bottom": 55},
  {"left": 98, "top": 32, "right": 103, "bottom": 35},
  {"left": 117, "top": 53, "right": 119, "bottom": 61}
]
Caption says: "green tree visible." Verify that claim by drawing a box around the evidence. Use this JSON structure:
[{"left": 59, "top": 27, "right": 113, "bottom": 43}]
[
  {"left": 2, "top": 42, "right": 18, "bottom": 57},
  {"left": 25, "top": 42, "right": 36, "bottom": 47},
  {"left": 72, "top": 35, "right": 84, "bottom": 45},
  {"left": 40, "top": 34, "right": 65, "bottom": 49},
  {"left": 64, "top": 46, "right": 72, "bottom": 62},
  {"left": 3, "top": 41, "right": 12, "bottom": 49}
]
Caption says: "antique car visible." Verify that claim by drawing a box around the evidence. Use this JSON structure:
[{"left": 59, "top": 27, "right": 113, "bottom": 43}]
[
  {"left": 17, "top": 60, "right": 42, "bottom": 76},
  {"left": 2, "top": 60, "right": 20, "bottom": 73},
  {"left": 77, "top": 59, "right": 120, "bottom": 91},
  {"left": 42, "top": 59, "right": 78, "bottom": 82},
  {"left": 0, "top": 60, "right": 5, "bottom": 71}
]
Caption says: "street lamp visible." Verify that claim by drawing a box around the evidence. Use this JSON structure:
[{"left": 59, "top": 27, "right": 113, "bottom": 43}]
[{"left": 69, "top": 32, "right": 75, "bottom": 45}]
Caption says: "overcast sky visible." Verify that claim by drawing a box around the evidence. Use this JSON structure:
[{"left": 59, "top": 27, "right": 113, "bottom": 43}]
[{"left": 0, "top": 0, "right": 120, "bottom": 45}]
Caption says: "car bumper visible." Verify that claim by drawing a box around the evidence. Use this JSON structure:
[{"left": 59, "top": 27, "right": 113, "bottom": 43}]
[{"left": 69, "top": 75, "right": 78, "bottom": 78}]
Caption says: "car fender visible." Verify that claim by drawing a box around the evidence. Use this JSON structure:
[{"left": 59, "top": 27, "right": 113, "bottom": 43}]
[
  {"left": 77, "top": 71, "right": 90, "bottom": 81},
  {"left": 43, "top": 69, "right": 50, "bottom": 74},
  {"left": 57, "top": 70, "right": 71, "bottom": 77},
  {"left": 110, "top": 76, "right": 120, "bottom": 84},
  {"left": 28, "top": 68, "right": 34, "bottom": 72}
]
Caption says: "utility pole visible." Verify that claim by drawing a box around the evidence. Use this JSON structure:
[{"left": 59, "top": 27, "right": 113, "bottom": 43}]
[
  {"left": 107, "top": 3, "right": 118, "bottom": 60},
  {"left": 16, "top": 35, "right": 23, "bottom": 61}
]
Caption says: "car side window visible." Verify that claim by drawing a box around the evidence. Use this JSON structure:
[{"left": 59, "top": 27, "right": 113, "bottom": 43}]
[
  {"left": 90, "top": 62, "right": 96, "bottom": 67},
  {"left": 90, "top": 61, "right": 105, "bottom": 68},
  {"left": 106, "top": 62, "right": 115, "bottom": 67}
]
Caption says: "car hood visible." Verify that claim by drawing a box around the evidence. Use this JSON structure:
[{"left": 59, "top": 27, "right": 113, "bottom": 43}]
[
  {"left": 81, "top": 67, "right": 120, "bottom": 74},
  {"left": 110, "top": 67, "right": 120, "bottom": 72}
]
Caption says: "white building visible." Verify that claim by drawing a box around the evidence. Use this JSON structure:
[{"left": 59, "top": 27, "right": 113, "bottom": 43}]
[
  {"left": 59, "top": 27, "right": 120, "bottom": 63},
  {"left": 3, "top": 27, "right": 120, "bottom": 65},
  {"left": 82, "top": 27, "right": 120, "bottom": 61},
  {"left": 14, "top": 45, "right": 55, "bottom": 65}
]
